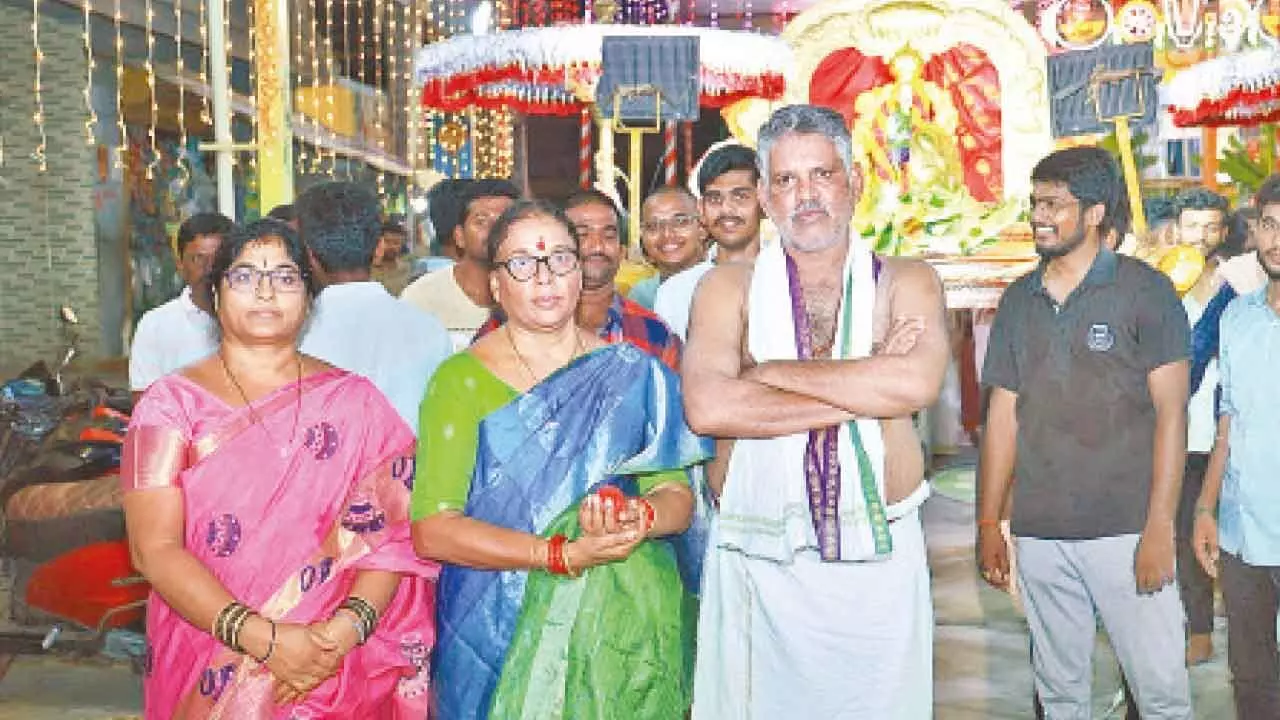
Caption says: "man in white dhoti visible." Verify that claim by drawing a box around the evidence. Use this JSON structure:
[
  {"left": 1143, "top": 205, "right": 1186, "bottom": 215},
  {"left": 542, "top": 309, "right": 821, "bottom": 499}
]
[{"left": 684, "top": 104, "right": 949, "bottom": 719}]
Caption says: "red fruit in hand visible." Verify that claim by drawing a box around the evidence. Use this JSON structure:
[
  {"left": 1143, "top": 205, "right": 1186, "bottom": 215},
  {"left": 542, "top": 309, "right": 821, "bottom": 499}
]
[{"left": 596, "top": 485, "right": 627, "bottom": 521}]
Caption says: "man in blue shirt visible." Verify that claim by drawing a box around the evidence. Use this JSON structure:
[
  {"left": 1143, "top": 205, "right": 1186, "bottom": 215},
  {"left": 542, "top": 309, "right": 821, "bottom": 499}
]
[{"left": 1192, "top": 173, "right": 1280, "bottom": 719}]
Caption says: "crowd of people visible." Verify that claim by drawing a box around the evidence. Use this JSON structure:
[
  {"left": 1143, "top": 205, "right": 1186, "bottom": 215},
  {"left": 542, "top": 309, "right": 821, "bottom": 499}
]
[{"left": 115, "top": 101, "right": 1280, "bottom": 719}]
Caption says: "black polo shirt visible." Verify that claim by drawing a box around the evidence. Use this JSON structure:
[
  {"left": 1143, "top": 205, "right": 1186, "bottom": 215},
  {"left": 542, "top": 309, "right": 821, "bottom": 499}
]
[{"left": 982, "top": 249, "right": 1189, "bottom": 539}]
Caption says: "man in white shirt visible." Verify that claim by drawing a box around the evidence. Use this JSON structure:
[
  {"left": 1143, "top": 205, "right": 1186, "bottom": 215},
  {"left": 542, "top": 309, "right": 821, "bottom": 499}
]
[
  {"left": 129, "top": 212, "right": 235, "bottom": 399},
  {"left": 296, "top": 182, "right": 451, "bottom": 434},
  {"left": 400, "top": 179, "right": 520, "bottom": 350},
  {"left": 654, "top": 144, "right": 764, "bottom": 340}
]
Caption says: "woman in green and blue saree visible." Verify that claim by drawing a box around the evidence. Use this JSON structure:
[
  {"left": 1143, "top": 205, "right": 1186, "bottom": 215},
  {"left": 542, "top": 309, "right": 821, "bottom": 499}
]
[{"left": 411, "top": 199, "right": 712, "bottom": 720}]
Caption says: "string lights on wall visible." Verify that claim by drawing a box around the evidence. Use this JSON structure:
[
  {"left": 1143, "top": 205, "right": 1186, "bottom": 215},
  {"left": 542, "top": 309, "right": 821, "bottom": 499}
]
[
  {"left": 31, "top": 0, "right": 47, "bottom": 172},
  {"left": 374, "top": 0, "right": 389, "bottom": 195},
  {"left": 341, "top": 0, "right": 353, "bottom": 180},
  {"left": 82, "top": 0, "right": 97, "bottom": 145},
  {"left": 402, "top": 1, "right": 416, "bottom": 188},
  {"left": 223, "top": 0, "right": 236, "bottom": 167},
  {"left": 293, "top": 0, "right": 309, "bottom": 171},
  {"left": 309, "top": 0, "right": 324, "bottom": 173},
  {"left": 114, "top": 0, "right": 127, "bottom": 168},
  {"left": 323, "top": 0, "right": 338, "bottom": 178},
  {"left": 175, "top": 0, "right": 188, "bottom": 162},
  {"left": 246, "top": 0, "right": 258, "bottom": 179},
  {"left": 198, "top": 0, "right": 212, "bottom": 126},
  {"left": 145, "top": 0, "right": 160, "bottom": 178}
]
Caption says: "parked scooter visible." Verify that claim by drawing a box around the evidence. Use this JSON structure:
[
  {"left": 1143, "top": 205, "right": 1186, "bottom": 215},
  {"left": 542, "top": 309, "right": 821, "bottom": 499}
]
[{"left": 0, "top": 308, "right": 147, "bottom": 681}]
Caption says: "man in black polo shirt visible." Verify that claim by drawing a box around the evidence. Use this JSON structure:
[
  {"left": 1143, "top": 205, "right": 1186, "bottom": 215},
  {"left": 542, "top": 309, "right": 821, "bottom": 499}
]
[{"left": 977, "top": 147, "right": 1193, "bottom": 718}]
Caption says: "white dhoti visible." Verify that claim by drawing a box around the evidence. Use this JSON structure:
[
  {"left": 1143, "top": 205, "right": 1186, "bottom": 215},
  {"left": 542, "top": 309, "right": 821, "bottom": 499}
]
[
  {"left": 692, "top": 489, "right": 933, "bottom": 720},
  {"left": 692, "top": 240, "right": 934, "bottom": 719}
]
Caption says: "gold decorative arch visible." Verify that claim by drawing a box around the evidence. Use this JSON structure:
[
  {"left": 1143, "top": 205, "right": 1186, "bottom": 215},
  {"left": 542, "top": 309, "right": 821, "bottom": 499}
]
[{"left": 727, "top": 0, "right": 1053, "bottom": 202}]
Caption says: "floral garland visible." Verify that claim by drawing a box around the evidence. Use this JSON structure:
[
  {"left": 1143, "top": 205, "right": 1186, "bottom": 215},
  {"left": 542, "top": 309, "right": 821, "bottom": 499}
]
[
  {"left": 859, "top": 182, "right": 1026, "bottom": 257},
  {"left": 415, "top": 25, "right": 791, "bottom": 115},
  {"left": 1165, "top": 47, "right": 1280, "bottom": 127}
]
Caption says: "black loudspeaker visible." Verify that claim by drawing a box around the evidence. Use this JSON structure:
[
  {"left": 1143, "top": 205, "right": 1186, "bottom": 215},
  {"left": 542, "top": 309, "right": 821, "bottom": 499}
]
[
  {"left": 1047, "top": 43, "right": 1162, "bottom": 137},
  {"left": 596, "top": 36, "right": 701, "bottom": 123}
]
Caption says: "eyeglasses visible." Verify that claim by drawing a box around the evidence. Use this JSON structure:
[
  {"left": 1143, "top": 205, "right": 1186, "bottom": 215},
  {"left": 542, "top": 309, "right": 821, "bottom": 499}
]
[
  {"left": 494, "top": 251, "right": 580, "bottom": 282},
  {"left": 641, "top": 214, "right": 700, "bottom": 235},
  {"left": 224, "top": 266, "right": 306, "bottom": 293},
  {"left": 1029, "top": 196, "right": 1079, "bottom": 216}
]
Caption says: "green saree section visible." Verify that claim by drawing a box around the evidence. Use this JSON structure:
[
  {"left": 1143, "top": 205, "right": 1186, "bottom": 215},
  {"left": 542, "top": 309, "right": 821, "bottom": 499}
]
[{"left": 491, "top": 507, "right": 694, "bottom": 720}]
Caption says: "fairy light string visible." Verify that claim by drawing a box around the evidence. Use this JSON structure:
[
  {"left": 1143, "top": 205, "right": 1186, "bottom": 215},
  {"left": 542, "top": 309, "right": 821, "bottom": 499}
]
[
  {"left": 323, "top": 0, "right": 338, "bottom": 177},
  {"left": 31, "top": 0, "right": 48, "bottom": 172},
  {"left": 198, "top": 0, "right": 212, "bottom": 126},
  {"left": 83, "top": 0, "right": 98, "bottom": 145},
  {"left": 293, "top": 0, "right": 309, "bottom": 171},
  {"left": 115, "top": 0, "right": 127, "bottom": 168},
  {"left": 145, "top": 0, "right": 160, "bottom": 178}
]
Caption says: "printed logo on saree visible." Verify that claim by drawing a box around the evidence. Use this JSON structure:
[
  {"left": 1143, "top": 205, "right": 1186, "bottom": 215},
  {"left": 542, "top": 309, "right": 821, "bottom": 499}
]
[
  {"left": 198, "top": 662, "right": 237, "bottom": 699},
  {"left": 341, "top": 497, "right": 386, "bottom": 534},
  {"left": 392, "top": 455, "right": 415, "bottom": 490},
  {"left": 205, "top": 514, "right": 242, "bottom": 557},
  {"left": 299, "top": 557, "right": 335, "bottom": 593},
  {"left": 303, "top": 421, "right": 341, "bottom": 460},
  {"left": 397, "top": 632, "right": 432, "bottom": 699}
]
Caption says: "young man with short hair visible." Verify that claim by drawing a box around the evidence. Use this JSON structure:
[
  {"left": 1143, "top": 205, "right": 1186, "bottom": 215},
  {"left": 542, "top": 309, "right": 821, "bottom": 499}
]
[
  {"left": 129, "top": 212, "right": 235, "bottom": 400},
  {"left": 1192, "top": 174, "right": 1280, "bottom": 720},
  {"left": 401, "top": 179, "right": 520, "bottom": 349},
  {"left": 296, "top": 182, "right": 451, "bottom": 434},
  {"left": 977, "top": 147, "right": 1193, "bottom": 718},
  {"left": 654, "top": 143, "right": 765, "bottom": 340}
]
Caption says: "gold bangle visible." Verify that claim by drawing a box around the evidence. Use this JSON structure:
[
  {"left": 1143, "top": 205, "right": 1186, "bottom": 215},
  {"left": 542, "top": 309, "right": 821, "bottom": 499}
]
[{"left": 562, "top": 541, "right": 580, "bottom": 578}]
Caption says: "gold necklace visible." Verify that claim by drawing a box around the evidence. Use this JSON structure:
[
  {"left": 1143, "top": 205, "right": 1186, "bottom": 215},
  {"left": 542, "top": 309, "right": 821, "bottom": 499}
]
[
  {"left": 219, "top": 352, "right": 303, "bottom": 458},
  {"left": 505, "top": 325, "right": 585, "bottom": 384}
]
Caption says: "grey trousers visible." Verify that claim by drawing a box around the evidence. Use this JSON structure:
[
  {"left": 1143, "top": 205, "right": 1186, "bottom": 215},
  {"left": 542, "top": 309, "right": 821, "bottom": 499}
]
[{"left": 1016, "top": 534, "right": 1193, "bottom": 719}]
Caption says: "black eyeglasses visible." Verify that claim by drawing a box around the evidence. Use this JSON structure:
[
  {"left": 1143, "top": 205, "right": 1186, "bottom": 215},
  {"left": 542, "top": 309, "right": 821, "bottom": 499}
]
[
  {"left": 494, "top": 251, "right": 580, "bottom": 282},
  {"left": 224, "top": 266, "right": 305, "bottom": 293}
]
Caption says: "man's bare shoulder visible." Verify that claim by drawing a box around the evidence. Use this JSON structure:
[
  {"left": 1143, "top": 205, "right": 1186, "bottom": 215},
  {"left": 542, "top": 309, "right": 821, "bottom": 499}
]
[
  {"left": 879, "top": 255, "right": 940, "bottom": 283},
  {"left": 690, "top": 262, "right": 752, "bottom": 310},
  {"left": 880, "top": 256, "right": 944, "bottom": 300}
]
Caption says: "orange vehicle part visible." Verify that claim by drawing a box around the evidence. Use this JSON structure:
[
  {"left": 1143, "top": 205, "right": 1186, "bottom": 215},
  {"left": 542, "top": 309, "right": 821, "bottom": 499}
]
[
  {"left": 91, "top": 405, "right": 130, "bottom": 424},
  {"left": 24, "top": 542, "right": 148, "bottom": 630},
  {"left": 79, "top": 426, "right": 124, "bottom": 444}
]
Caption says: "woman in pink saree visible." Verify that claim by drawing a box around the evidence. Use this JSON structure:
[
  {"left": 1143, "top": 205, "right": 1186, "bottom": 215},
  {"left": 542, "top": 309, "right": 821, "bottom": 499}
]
[{"left": 121, "top": 219, "right": 437, "bottom": 718}]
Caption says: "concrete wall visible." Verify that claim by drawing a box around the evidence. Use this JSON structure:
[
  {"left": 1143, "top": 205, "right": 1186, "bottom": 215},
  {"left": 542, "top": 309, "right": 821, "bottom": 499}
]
[{"left": 0, "top": 3, "right": 102, "bottom": 368}]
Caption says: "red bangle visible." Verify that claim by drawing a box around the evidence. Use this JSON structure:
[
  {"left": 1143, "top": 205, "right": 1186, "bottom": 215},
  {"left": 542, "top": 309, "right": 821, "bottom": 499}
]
[
  {"left": 546, "top": 534, "right": 568, "bottom": 575},
  {"left": 638, "top": 498, "right": 656, "bottom": 531}
]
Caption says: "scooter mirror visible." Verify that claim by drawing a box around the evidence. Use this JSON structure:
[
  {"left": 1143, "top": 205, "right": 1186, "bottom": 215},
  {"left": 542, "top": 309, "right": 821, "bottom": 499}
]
[{"left": 59, "top": 306, "right": 79, "bottom": 325}]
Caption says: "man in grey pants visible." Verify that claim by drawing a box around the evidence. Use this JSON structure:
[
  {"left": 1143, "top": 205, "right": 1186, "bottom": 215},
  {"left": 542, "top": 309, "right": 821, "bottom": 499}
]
[{"left": 976, "top": 147, "right": 1193, "bottom": 718}]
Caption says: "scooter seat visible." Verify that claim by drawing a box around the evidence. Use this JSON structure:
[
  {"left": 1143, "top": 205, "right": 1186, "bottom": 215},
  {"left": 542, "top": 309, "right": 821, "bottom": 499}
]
[
  {"left": 0, "top": 441, "right": 121, "bottom": 506},
  {"left": 5, "top": 474, "right": 122, "bottom": 523}
]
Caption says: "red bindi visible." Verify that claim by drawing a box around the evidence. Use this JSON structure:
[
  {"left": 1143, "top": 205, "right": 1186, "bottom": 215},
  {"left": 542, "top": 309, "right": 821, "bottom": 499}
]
[{"left": 536, "top": 238, "right": 546, "bottom": 251}]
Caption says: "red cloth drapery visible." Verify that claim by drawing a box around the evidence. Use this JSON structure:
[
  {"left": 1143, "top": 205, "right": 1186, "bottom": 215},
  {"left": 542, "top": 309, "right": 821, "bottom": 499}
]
[{"left": 807, "top": 44, "right": 1003, "bottom": 201}]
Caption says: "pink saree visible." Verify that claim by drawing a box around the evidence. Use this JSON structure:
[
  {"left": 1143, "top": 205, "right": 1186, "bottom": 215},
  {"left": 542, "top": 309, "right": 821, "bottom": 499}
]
[{"left": 121, "top": 369, "right": 438, "bottom": 719}]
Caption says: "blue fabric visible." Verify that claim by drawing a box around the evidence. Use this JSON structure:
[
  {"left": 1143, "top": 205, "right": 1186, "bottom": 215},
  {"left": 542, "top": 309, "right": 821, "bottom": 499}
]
[
  {"left": 1216, "top": 290, "right": 1280, "bottom": 565},
  {"left": 628, "top": 274, "right": 661, "bottom": 310},
  {"left": 431, "top": 343, "right": 713, "bottom": 720},
  {"left": 1189, "top": 283, "right": 1236, "bottom": 397}
]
